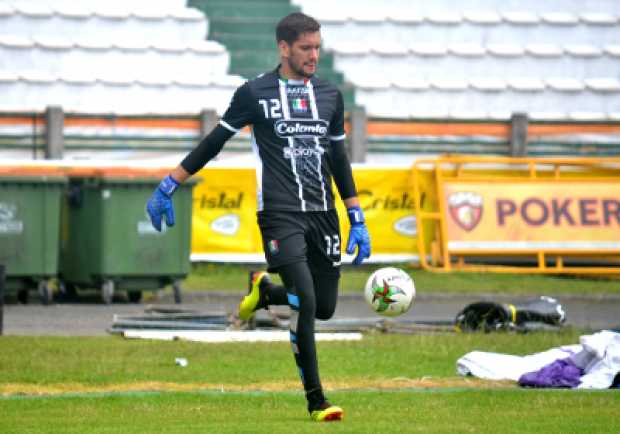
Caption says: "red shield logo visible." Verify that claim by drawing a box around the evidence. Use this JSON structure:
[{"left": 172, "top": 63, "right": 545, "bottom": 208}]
[{"left": 448, "top": 192, "right": 483, "bottom": 231}]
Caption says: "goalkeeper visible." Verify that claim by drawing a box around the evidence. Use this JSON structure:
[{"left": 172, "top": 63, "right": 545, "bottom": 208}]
[{"left": 146, "top": 12, "right": 371, "bottom": 422}]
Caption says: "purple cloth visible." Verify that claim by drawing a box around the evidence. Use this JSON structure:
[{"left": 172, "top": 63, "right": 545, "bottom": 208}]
[{"left": 518, "top": 358, "right": 583, "bottom": 388}]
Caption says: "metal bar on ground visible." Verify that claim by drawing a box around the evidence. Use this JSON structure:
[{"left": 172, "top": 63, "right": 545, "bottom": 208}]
[
  {"left": 110, "top": 319, "right": 228, "bottom": 331},
  {"left": 121, "top": 330, "right": 363, "bottom": 343}
]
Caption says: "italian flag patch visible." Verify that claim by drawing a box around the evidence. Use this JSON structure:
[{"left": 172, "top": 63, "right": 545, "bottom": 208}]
[{"left": 292, "top": 98, "right": 307, "bottom": 111}]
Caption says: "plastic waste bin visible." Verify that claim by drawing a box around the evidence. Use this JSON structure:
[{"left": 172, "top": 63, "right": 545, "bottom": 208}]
[
  {"left": 60, "top": 168, "right": 196, "bottom": 304},
  {"left": 0, "top": 167, "right": 67, "bottom": 304}
]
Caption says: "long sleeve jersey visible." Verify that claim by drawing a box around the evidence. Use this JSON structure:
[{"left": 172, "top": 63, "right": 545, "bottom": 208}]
[{"left": 181, "top": 66, "right": 357, "bottom": 212}]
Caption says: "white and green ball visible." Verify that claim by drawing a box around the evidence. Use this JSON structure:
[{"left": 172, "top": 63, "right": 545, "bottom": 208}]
[{"left": 364, "top": 267, "right": 416, "bottom": 317}]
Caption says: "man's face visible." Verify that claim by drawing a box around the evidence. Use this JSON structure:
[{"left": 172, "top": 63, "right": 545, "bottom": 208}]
[{"left": 280, "top": 31, "right": 321, "bottom": 79}]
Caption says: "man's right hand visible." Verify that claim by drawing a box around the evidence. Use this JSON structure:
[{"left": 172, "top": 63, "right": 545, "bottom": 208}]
[{"left": 146, "top": 175, "right": 179, "bottom": 232}]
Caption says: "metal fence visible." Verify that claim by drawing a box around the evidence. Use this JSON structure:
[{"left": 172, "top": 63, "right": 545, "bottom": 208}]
[{"left": 1, "top": 109, "right": 619, "bottom": 160}]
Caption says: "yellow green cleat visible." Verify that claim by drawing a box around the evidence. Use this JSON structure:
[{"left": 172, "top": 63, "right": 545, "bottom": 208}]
[
  {"left": 238, "top": 271, "right": 269, "bottom": 321},
  {"left": 310, "top": 403, "right": 344, "bottom": 422}
]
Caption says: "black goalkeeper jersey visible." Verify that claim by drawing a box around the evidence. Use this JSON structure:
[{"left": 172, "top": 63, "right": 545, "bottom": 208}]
[{"left": 217, "top": 68, "right": 349, "bottom": 212}]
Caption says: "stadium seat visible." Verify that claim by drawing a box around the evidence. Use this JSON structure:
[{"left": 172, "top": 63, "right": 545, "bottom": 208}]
[
  {"left": 0, "top": 2, "right": 207, "bottom": 45},
  {"left": 540, "top": 12, "right": 580, "bottom": 25},
  {"left": 351, "top": 9, "right": 387, "bottom": 23},
  {"left": 565, "top": 44, "right": 602, "bottom": 57},
  {"left": 525, "top": 44, "right": 563, "bottom": 58},
  {"left": 0, "top": 35, "right": 229, "bottom": 82},
  {"left": 11, "top": 2, "right": 54, "bottom": 18},
  {"left": 604, "top": 44, "right": 620, "bottom": 57},
  {"left": 585, "top": 78, "right": 620, "bottom": 92},
  {"left": 392, "top": 76, "right": 430, "bottom": 90},
  {"left": 449, "top": 43, "right": 487, "bottom": 57},
  {"left": 0, "top": 70, "right": 242, "bottom": 115},
  {"left": 431, "top": 78, "right": 469, "bottom": 91},
  {"left": 463, "top": 11, "right": 503, "bottom": 25},
  {"left": 545, "top": 78, "right": 585, "bottom": 92},
  {"left": 469, "top": 78, "right": 508, "bottom": 92}
]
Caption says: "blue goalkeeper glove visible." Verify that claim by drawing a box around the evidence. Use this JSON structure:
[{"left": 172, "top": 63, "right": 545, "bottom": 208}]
[
  {"left": 146, "top": 175, "right": 179, "bottom": 232},
  {"left": 345, "top": 206, "right": 371, "bottom": 265}
]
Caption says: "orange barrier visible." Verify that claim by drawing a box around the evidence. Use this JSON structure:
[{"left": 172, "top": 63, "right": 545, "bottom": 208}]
[
  {"left": 3, "top": 112, "right": 619, "bottom": 139},
  {"left": 412, "top": 156, "right": 620, "bottom": 274},
  {"left": 0, "top": 166, "right": 66, "bottom": 177},
  {"left": 0, "top": 165, "right": 174, "bottom": 179}
]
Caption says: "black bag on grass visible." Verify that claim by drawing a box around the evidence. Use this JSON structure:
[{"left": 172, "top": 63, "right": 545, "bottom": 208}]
[{"left": 455, "top": 296, "right": 566, "bottom": 332}]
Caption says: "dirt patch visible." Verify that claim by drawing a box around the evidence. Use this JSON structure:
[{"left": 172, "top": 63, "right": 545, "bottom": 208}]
[{"left": 1, "top": 377, "right": 514, "bottom": 397}]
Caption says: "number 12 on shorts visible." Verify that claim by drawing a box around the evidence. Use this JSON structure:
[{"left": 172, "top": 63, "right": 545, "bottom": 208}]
[{"left": 324, "top": 234, "right": 340, "bottom": 255}]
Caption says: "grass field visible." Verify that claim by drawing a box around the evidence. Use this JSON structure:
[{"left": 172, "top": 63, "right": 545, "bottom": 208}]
[
  {"left": 182, "top": 263, "right": 620, "bottom": 295},
  {"left": 1, "top": 331, "right": 618, "bottom": 433},
  {"left": 2, "top": 389, "right": 617, "bottom": 434},
  {"left": 3, "top": 265, "right": 619, "bottom": 432}
]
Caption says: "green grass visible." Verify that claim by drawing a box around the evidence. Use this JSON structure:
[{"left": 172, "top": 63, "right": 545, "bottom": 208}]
[
  {"left": 0, "top": 331, "right": 582, "bottom": 387},
  {"left": 1, "top": 331, "right": 619, "bottom": 433},
  {"left": 179, "top": 263, "right": 620, "bottom": 296},
  {"left": 2, "top": 389, "right": 618, "bottom": 434}
]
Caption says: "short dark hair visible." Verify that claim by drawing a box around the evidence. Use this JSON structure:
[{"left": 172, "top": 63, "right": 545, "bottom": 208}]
[{"left": 275, "top": 12, "right": 320, "bottom": 45}]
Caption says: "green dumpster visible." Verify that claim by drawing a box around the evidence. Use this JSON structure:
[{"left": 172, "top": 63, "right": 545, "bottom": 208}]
[
  {"left": 60, "top": 168, "right": 195, "bottom": 304},
  {"left": 0, "top": 168, "right": 67, "bottom": 304}
]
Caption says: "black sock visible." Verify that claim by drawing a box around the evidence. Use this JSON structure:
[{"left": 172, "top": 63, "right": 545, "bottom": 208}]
[
  {"left": 264, "top": 281, "right": 288, "bottom": 306},
  {"left": 306, "top": 388, "right": 326, "bottom": 412}
]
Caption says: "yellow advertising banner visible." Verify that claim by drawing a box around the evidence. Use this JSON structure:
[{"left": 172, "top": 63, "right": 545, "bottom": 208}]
[
  {"left": 335, "top": 167, "right": 422, "bottom": 258},
  {"left": 191, "top": 166, "right": 429, "bottom": 261},
  {"left": 191, "top": 167, "right": 263, "bottom": 260},
  {"left": 442, "top": 181, "right": 620, "bottom": 252}
]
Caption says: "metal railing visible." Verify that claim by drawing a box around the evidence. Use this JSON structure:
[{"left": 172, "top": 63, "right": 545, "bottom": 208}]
[
  {"left": 1, "top": 109, "right": 620, "bottom": 159},
  {"left": 412, "top": 156, "right": 620, "bottom": 274}
]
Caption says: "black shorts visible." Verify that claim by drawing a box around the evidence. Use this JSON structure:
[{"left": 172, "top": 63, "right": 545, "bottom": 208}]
[{"left": 257, "top": 210, "right": 342, "bottom": 275}]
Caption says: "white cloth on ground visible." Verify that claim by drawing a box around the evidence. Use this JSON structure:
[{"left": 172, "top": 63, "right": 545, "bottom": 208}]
[
  {"left": 456, "top": 330, "right": 620, "bottom": 388},
  {"left": 576, "top": 330, "right": 620, "bottom": 389},
  {"left": 456, "top": 345, "right": 581, "bottom": 381}
]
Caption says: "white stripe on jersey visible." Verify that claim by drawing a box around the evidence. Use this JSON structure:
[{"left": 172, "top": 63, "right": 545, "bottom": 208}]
[
  {"left": 330, "top": 134, "right": 346, "bottom": 141},
  {"left": 278, "top": 79, "right": 306, "bottom": 212},
  {"left": 306, "top": 80, "right": 328, "bottom": 211},
  {"left": 219, "top": 119, "right": 239, "bottom": 133},
  {"left": 250, "top": 126, "right": 264, "bottom": 211}
]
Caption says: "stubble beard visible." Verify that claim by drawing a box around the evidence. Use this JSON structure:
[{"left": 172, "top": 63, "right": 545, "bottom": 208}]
[{"left": 287, "top": 56, "right": 314, "bottom": 79}]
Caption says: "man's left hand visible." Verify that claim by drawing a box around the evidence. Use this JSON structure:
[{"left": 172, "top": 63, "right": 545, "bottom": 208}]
[{"left": 345, "top": 206, "right": 371, "bottom": 265}]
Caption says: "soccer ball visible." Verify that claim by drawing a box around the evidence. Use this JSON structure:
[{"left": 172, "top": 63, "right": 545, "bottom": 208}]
[{"left": 364, "top": 267, "right": 416, "bottom": 317}]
